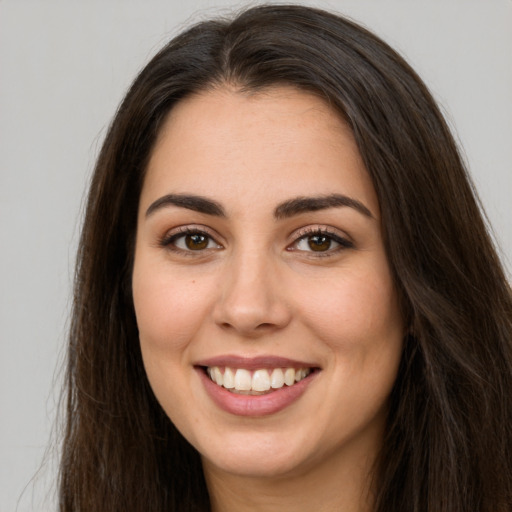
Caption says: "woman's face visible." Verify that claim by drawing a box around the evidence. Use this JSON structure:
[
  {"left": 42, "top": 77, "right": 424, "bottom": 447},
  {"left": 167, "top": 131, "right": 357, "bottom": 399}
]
[{"left": 132, "top": 86, "right": 404, "bottom": 481}]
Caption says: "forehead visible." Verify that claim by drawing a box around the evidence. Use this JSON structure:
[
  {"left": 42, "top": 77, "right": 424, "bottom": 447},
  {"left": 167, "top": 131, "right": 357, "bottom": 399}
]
[{"left": 142, "top": 86, "right": 379, "bottom": 218}]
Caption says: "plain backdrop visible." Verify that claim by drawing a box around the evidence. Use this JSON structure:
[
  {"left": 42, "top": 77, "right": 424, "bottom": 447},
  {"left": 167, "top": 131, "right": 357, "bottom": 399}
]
[{"left": 1, "top": 1, "right": 511, "bottom": 510}]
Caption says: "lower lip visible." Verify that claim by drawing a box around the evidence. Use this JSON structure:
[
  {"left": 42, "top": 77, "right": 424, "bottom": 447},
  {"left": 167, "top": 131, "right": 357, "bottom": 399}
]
[{"left": 197, "top": 368, "right": 317, "bottom": 417}]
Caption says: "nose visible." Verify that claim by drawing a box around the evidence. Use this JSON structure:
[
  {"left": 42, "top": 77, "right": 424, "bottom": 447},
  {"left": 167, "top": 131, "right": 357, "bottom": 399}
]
[{"left": 212, "top": 250, "right": 292, "bottom": 337}]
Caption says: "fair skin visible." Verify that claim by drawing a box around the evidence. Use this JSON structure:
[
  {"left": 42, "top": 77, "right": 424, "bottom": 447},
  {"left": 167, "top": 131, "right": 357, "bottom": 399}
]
[{"left": 132, "top": 86, "right": 404, "bottom": 512}]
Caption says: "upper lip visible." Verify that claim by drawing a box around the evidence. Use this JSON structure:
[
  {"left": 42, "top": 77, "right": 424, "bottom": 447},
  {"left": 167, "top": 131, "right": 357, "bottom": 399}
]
[{"left": 194, "top": 355, "right": 320, "bottom": 370}]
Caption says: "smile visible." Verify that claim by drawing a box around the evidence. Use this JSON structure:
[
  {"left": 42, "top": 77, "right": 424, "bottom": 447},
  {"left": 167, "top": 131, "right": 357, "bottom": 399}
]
[
  {"left": 206, "top": 366, "right": 312, "bottom": 395},
  {"left": 195, "top": 356, "right": 320, "bottom": 416}
]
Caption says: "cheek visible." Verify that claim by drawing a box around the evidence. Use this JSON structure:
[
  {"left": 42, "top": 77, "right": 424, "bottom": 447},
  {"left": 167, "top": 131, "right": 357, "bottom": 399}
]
[
  {"left": 294, "top": 264, "right": 403, "bottom": 357},
  {"left": 131, "top": 261, "right": 212, "bottom": 423},
  {"left": 132, "top": 260, "right": 214, "bottom": 356}
]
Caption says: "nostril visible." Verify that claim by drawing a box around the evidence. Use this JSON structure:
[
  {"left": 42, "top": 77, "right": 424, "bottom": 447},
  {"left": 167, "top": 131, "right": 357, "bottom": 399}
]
[
  {"left": 220, "top": 322, "right": 272, "bottom": 328},
  {"left": 213, "top": 288, "right": 292, "bottom": 334},
  {"left": 219, "top": 321, "right": 279, "bottom": 335},
  {"left": 256, "top": 323, "right": 274, "bottom": 330}
]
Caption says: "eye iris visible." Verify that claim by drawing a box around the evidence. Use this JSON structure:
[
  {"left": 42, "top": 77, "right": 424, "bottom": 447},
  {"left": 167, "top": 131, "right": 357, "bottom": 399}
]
[
  {"left": 185, "top": 233, "right": 208, "bottom": 250},
  {"left": 308, "top": 235, "right": 331, "bottom": 251}
]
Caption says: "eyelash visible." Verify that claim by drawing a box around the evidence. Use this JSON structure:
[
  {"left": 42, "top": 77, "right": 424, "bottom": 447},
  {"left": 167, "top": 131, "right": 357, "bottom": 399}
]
[
  {"left": 289, "top": 227, "right": 354, "bottom": 256},
  {"left": 159, "top": 226, "right": 353, "bottom": 257},
  {"left": 159, "top": 226, "right": 222, "bottom": 255}
]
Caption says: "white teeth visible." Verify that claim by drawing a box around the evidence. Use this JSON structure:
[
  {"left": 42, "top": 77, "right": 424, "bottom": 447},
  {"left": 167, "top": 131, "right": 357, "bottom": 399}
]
[
  {"left": 271, "top": 368, "right": 285, "bottom": 389},
  {"left": 295, "top": 368, "right": 307, "bottom": 382},
  {"left": 252, "top": 369, "right": 271, "bottom": 392},
  {"left": 284, "top": 368, "right": 296, "bottom": 386},
  {"left": 223, "top": 367, "right": 235, "bottom": 389},
  {"left": 213, "top": 366, "right": 223, "bottom": 386},
  {"left": 234, "top": 369, "right": 252, "bottom": 391},
  {"left": 207, "top": 366, "right": 312, "bottom": 393}
]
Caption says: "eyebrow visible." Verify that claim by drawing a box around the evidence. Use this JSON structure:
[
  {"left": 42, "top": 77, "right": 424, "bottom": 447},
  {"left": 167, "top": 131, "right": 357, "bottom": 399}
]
[
  {"left": 145, "top": 193, "right": 373, "bottom": 219},
  {"left": 146, "top": 194, "right": 225, "bottom": 217},
  {"left": 273, "top": 194, "right": 374, "bottom": 219}
]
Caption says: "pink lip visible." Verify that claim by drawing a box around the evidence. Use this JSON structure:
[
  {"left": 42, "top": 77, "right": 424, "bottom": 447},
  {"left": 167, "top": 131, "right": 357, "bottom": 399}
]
[
  {"left": 194, "top": 356, "right": 319, "bottom": 417},
  {"left": 195, "top": 355, "right": 318, "bottom": 370}
]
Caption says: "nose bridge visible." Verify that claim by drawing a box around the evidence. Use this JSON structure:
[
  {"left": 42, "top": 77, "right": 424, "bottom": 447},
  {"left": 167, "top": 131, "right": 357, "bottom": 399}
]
[{"left": 213, "top": 240, "right": 290, "bottom": 335}]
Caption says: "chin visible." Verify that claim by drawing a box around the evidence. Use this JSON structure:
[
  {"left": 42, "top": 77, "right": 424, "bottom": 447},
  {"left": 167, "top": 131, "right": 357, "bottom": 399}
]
[
  {"left": 202, "top": 451, "right": 308, "bottom": 480},
  {"left": 198, "top": 431, "right": 315, "bottom": 479}
]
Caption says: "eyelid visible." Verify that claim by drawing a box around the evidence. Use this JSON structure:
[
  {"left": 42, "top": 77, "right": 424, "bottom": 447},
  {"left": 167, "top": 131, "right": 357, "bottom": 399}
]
[
  {"left": 290, "top": 225, "right": 352, "bottom": 242},
  {"left": 159, "top": 224, "right": 223, "bottom": 251},
  {"left": 287, "top": 225, "right": 354, "bottom": 253},
  {"left": 157, "top": 223, "right": 353, "bottom": 256}
]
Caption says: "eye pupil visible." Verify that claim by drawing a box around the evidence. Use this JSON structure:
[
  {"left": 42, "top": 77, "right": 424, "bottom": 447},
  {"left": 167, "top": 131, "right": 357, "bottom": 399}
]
[
  {"left": 308, "top": 235, "right": 331, "bottom": 251},
  {"left": 185, "top": 233, "right": 208, "bottom": 250}
]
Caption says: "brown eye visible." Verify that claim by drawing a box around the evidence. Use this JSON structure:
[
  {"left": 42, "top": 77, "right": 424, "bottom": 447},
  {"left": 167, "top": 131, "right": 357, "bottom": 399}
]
[
  {"left": 164, "top": 230, "right": 222, "bottom": 252},
  {"left": 185, "top": 233, "right": 209, "bottom": 250},
  {"left": 307, "top": 235, "right": 332, "bottom": 252},
  {"left": 291, "top": 230, "right": 353, "bottom": 255}
]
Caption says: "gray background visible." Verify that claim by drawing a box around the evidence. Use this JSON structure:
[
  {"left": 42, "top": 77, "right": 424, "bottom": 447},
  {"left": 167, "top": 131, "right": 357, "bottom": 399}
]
[{"left": 1, "top": 1, "right": 510, "bottom": 510}]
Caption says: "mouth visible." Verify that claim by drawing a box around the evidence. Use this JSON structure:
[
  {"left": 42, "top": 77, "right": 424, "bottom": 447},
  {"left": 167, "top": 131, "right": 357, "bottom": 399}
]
[
  {"left": 194, "top": 355, "right": 320, "bottom": 416},
  {"left": 204, "top": 366, "right": 314, "bottom": 395}
]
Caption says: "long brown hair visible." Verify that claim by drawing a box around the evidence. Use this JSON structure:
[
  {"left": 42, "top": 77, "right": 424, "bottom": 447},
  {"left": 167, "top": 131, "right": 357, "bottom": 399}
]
[{"left": 60, "top": 5, "right": 512, "bottom": 511}]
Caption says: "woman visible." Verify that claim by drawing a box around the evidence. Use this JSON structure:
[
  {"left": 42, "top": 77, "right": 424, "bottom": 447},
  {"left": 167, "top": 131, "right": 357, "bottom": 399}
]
[{"left": 60, "top": 4, "right": 512, "bottom": 511}]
